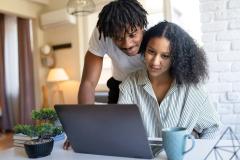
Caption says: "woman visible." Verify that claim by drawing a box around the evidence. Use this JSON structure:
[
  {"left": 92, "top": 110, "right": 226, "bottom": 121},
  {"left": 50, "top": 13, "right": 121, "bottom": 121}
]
[{"left": 118, "top": 21, "right": 221, "bottom": 138}]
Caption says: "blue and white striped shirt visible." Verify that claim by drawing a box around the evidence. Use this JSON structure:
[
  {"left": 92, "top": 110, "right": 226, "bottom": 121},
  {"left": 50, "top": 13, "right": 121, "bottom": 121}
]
[{"left": 118, "top": 69, "right": 221, "bottom": 139}]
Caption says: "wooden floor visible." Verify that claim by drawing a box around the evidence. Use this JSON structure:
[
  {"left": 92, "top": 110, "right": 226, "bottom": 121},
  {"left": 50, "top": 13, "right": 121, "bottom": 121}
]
[{"left": 0, "top": 132, "right": 13, "bottom": 151}]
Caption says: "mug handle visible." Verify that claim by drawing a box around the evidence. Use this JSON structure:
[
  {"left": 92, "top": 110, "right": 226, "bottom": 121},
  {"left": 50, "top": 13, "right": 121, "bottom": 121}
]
[{"left": 183, "top": 134, "right": 195, "bottom": 154}]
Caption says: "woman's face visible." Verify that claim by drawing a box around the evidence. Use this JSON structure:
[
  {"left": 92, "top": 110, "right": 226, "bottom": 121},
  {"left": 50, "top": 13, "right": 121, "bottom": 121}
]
[{"left": 144, "top": 37, "right": 171, "bottom": 78}]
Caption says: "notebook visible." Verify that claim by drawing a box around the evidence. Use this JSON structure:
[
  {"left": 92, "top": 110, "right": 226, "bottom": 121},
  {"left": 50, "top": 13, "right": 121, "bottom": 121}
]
[{"left": 54, "top": 104, "right": 162, "bottom": 159}]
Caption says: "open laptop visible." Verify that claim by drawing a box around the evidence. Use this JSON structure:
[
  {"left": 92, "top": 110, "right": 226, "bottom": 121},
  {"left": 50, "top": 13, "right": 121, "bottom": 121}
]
[{"left": 54, "top": 104, "right": 162, "bottom": 159}]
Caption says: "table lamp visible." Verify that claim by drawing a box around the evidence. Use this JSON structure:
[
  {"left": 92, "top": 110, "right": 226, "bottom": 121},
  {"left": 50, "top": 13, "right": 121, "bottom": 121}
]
[{"left": 47, "top": 68, "right": 69, "bottom": 105}]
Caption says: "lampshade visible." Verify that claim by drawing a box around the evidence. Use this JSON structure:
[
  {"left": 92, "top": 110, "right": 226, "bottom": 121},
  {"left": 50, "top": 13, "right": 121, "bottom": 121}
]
[
  {"left": 47, "top": 68, "right": 69, "bottom": 82},
  {"left": 67, "top": 0, "right": 96, "bottom": 16}
]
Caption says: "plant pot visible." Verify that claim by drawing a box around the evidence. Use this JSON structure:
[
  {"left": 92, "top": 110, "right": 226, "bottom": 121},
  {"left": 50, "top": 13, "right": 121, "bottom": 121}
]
[{"left": 24, "top": 138, "right": 54, "bottom": 158}]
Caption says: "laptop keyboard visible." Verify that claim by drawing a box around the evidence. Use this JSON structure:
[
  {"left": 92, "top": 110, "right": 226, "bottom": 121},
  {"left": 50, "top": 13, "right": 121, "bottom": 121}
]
[
  {"left": 149, "top": 140, "right": 163, "bottom": 156},
  {"left": 151, "top": 145, "right": 162, "bottom": 155}
]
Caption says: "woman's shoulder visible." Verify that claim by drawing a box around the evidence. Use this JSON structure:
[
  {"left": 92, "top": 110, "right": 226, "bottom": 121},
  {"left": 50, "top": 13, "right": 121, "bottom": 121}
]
[{"left": 185, "top": 83, "right": 209, "bottom": 101}]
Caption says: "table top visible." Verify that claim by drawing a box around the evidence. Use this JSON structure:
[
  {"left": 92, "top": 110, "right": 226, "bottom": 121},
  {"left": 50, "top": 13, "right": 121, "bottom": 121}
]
[{"left": 0, "top": 138, "right": 238, "bottom": 160}]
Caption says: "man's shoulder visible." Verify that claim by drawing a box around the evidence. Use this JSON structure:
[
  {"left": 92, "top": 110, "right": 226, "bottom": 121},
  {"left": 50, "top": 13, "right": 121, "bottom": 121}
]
[
  {"left": 121, "top": 69, "right": 145, "bottom": 85},
  {"left": 89, "top": 27, "right": 116, "bottom": 57}
]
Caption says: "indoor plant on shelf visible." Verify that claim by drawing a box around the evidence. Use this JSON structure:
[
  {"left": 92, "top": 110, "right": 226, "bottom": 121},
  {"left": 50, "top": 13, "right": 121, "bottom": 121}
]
[{"left": 14, "top": 108, "right": 63, "bottom": 158}]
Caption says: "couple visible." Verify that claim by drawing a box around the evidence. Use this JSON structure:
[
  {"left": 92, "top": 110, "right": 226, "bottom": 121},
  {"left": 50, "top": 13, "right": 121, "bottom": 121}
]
[{"left": 75, "top": 0, "right": 220, "bottom": 146}]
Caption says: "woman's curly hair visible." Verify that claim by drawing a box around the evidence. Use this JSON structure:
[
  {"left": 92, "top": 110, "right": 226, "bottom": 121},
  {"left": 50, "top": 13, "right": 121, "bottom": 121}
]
[{"left": 140, "top": 21, "right": 208, "bottom": 85}]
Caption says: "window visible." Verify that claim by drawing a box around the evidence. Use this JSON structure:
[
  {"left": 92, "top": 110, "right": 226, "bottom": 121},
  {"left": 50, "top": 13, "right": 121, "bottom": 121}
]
[
  {"left": 96, "top": 55, "right": 112, "bottom": 91},
  {"left": 171, "top": 0, "right": 202, "bottom": 44},
  {"left": 4, "top": 15, "right": 19, "bottom": 122}
]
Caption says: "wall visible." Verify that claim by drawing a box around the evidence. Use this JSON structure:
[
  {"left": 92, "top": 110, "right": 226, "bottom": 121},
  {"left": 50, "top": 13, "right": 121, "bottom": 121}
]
[
  {"left": 77, "top": 13, "right": 98, "bottom": 81},
  {"left": 39, "top": 0, "right": 79, "bottom": 105},
  {"left": 0, "top": 0, "right": 43, "bottom": 18},
  {"left": 39, "top": 0, "right": 136, "bottom": 106},
  {"left": 39, "top": 0, "right": 108, "bottom": 105},
  {"left": 200, "top": 0, "right": 240, "bottom": 137},
  {"left": 42, "top": 23, "right": 81, "bottom": 104}
]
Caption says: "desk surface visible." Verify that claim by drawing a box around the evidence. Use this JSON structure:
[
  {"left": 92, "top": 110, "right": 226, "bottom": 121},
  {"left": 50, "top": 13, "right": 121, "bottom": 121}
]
[{"left": 0, "top": 139, "right": 238, "bottom": 160}]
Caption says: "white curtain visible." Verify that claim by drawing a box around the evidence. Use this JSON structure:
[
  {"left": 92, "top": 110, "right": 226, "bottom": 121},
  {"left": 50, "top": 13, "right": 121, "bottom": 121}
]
[{"left": 4, "top": 15, "right": 19, "bottom": 127}]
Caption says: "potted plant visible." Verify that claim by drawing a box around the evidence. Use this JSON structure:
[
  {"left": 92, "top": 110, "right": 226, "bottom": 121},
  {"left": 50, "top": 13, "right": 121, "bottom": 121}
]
[{"left": 14, "top": 108, "right": 63, "bottom": 158}]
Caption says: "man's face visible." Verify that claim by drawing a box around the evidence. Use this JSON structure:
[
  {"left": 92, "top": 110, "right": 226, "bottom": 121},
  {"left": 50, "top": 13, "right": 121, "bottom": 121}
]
[{"left": 112, "top": 26, "right": 144, "bottom": 56}]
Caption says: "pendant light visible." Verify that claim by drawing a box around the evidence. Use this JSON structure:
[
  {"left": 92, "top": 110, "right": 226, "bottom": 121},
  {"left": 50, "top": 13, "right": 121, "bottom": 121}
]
[{"left": 67, "top": 0, "right": 96, "bottom": 16}]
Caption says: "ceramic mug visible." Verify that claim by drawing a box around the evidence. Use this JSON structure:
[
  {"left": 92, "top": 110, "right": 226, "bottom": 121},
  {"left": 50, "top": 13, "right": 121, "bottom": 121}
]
[{"left": 162, "top": 127, "right": 195, "bottom": 160}]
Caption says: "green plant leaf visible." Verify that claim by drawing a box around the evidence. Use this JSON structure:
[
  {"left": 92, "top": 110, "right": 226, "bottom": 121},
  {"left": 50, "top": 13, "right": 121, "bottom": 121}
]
[
  {"left": 14, "top": 124, "right": 37, "bottom": 137},
  {"left": 32, "top": 108, "right": 58, "bottom": 122},
  {"left": 14, "top": 108, "right": 63, "bottom": 138}
]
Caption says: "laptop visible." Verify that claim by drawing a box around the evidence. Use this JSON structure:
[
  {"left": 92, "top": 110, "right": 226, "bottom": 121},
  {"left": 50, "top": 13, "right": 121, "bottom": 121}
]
[{"left": 54, "top": 104, "right": 163, "bottom": 159}]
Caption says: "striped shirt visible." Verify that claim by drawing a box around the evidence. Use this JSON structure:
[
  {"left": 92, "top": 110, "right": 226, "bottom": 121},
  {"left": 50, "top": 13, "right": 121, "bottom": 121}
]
[{"left": 118, "top": 69, "right": 221, "bottom": 139}]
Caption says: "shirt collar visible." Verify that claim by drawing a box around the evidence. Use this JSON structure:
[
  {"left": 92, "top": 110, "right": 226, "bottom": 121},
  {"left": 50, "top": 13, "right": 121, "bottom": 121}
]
[
  {"left": 136, "top": 69, "right": 177, "bottom": 97},
  {"left": 136, "top": 69, "right": 149, "bottom": 85}
]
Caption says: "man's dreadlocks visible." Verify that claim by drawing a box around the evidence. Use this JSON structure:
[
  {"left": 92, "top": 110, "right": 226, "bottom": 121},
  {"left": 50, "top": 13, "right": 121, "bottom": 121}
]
[{"left": 97, "top": 0, "right": 148, "bottom": 40}]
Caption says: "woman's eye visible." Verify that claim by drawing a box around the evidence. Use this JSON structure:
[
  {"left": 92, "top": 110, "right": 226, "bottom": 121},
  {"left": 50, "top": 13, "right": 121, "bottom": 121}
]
[
  {"left": 146, "top": 49, "right": 155, "bottom": 55},
  {"left": 161, "top": 54, "right": 170, "bottom": 59}
]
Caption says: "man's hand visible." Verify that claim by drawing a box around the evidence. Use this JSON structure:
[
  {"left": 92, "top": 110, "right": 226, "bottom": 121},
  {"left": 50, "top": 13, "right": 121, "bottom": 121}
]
[{"left": 63, "top": 139, "right": 71, "bottom": 150}]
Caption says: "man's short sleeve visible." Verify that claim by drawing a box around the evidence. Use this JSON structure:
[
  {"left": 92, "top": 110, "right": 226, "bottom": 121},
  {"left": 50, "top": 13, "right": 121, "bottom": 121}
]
[{"left": 88, "top": 27, "right": 108, "bottom": 57}]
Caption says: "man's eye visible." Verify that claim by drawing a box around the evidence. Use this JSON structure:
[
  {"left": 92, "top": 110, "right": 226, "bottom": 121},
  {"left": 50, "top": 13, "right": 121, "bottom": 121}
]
[
  {"left": 115, "top": 37, "right": 123, "bottom": 41},
  {"left": 129, "top": 33, "right": 136, "bottom": 38}
]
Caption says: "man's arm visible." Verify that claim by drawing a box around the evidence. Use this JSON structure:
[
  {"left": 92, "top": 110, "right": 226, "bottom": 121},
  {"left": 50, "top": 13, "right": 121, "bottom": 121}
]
[{"left": 78, "top": 51, "right": 103, "bottom": 104}]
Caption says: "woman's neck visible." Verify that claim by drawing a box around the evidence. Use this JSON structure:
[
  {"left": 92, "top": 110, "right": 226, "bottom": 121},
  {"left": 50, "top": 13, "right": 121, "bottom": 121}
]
[
  {"left": 148, "top": 72, "right": 172, "bottom": 86},
  {"left": 148, "top": 72, "right": 173, "bottom": 104}
]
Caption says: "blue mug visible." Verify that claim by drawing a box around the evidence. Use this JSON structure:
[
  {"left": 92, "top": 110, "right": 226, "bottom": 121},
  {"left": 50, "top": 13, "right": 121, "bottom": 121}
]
[{"left": 162, "top": 127, "right": 195, "bottom": 160}]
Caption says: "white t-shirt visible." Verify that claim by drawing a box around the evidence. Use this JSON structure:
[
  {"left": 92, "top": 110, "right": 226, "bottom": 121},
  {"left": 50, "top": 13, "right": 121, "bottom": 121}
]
[{"left": 88, "top": 28, "right": 145, "bottom": 81}]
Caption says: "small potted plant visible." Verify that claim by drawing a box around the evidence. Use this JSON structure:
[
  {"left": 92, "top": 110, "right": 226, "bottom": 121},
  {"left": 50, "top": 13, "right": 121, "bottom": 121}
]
[{"left": 14, "top": 108, "right": 63, "bottom": 158}]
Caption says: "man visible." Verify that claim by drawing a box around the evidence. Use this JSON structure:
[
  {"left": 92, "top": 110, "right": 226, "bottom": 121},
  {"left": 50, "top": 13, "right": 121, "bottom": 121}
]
[
  {"left": 64, "top": 0, "right": 148, "bottom": 149},
  {"left": 78, "top": 0, "right": 148, "bottom": 104}
]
